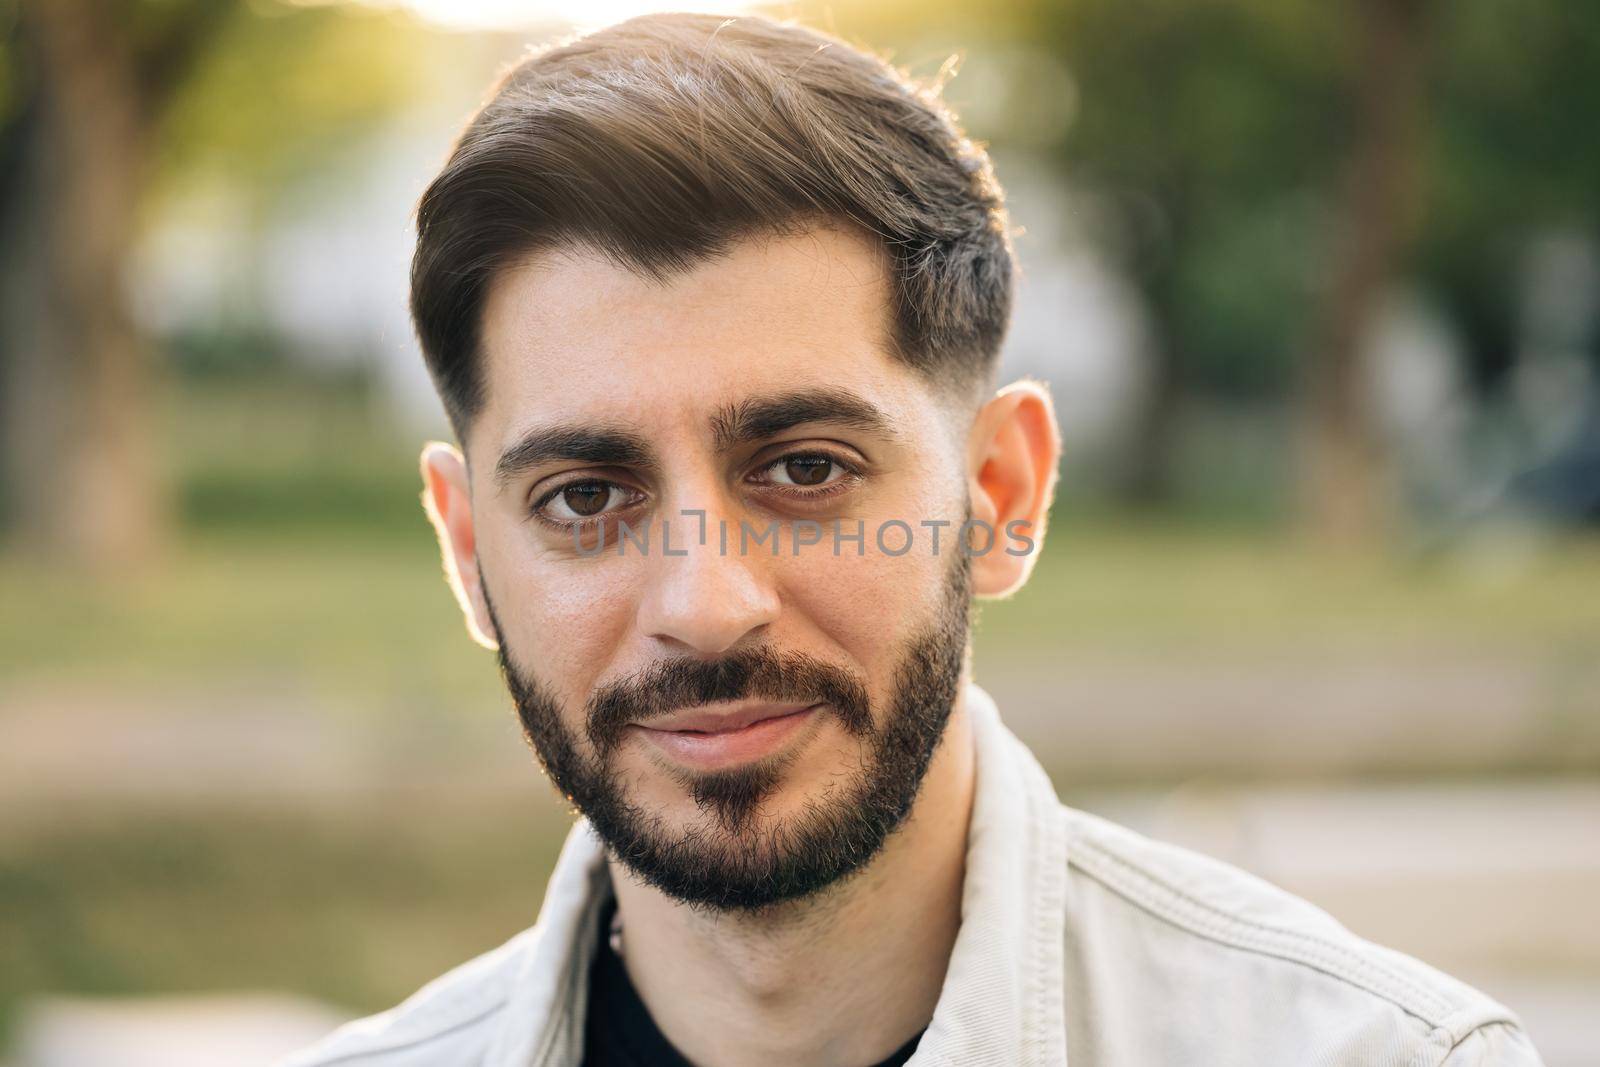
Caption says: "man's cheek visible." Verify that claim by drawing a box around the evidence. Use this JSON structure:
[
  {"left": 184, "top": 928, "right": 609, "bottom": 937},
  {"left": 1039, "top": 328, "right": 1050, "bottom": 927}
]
[
  {"left": 519, "top": 571, "right": 637, "bottom": 659},
  {"left": 803, "top": 555, "right": 935, "bottom": 640}
]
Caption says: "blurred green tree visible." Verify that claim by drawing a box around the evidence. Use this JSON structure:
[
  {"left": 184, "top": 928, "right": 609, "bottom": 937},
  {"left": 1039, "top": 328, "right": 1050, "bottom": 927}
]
[
  {"left": 0, "top": 0, "right": 237, "bottom": 567},
  {"left": 1417, "top": 4, "right": 1600, "bottom": 390},
  {"left": 1019, "top": 0, "right": 1424, "bottom": 546},
  {"left": 1299, "top": 0, "right": 1432, "bottom": 547},
  {"left": 841, "top": 0, "right": 1599, "bottom": 542},
  {"left": 0, "top": 0, "right": 440, "bottom": 566}
]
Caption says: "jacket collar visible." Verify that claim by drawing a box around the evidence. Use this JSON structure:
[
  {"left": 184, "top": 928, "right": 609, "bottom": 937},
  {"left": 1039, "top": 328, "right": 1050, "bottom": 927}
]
[
  {"left": 914, "top": 680, "right": 1069, "bottom": 1065},
  {"left": 486, "top": 680, "right": 1068, "bottom": 1066}
]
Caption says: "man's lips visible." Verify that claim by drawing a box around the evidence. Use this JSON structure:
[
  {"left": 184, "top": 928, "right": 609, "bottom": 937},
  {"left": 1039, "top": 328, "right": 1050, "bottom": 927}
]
[
  {"left": 629, "top": 701, "right": 824, "bottom": 769},
  {"left": 632, "top": 701, "right": 818, "bottom": 734}
]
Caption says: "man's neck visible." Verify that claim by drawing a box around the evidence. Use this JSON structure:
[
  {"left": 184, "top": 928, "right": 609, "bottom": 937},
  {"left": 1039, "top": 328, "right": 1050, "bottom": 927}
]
[{"left": 605, "top": 692, "right": 977, "bottom": 1067}]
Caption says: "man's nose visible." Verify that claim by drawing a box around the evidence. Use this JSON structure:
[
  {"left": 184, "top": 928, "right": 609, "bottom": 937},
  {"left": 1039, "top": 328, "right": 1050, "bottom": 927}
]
[{"left": 634, "top": 508, "right": 782, "bottom": 656}]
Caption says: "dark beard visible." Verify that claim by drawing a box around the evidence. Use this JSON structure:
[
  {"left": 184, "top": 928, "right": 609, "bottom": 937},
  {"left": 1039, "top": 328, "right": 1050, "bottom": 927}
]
[{"left": 483, "top": 546, "right": 971, "bottom": 912}]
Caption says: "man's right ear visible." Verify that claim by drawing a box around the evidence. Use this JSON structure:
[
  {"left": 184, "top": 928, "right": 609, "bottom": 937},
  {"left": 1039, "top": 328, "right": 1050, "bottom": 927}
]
[{"left": 420, "top": 441, "right": 499, "bottom": 650}]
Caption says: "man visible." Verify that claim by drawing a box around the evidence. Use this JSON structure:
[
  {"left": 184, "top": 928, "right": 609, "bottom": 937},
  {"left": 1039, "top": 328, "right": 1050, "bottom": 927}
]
[{"left": 283, "top": 13, "right": 1542, "bottom": 1067}]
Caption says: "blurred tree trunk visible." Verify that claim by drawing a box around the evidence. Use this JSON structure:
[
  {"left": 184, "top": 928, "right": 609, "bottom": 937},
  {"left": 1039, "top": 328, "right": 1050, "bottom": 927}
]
[
  {"left": 1297, "top": 0, "right": 1432, "bottom": 549},
  {"left": 1117, "top": 198, "right": 1190, "bottom": 508},
  {"left": 1, "top": 1, "right": 230, "bottom": 568},
  {"left": 1120, "top": 319, "right": 1182, "bottom": 507},
  {"left": 2, "top": 1, "right": 160, "bottom": 567}
]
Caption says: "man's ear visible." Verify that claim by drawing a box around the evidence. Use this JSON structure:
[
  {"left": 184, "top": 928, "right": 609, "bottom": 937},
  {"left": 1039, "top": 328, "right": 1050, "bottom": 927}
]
[
  {"left": 420, "top": 441, "right": 499, "bottom": 650},
  {"left": 964, "top": 379, "right": 1063, "bottom": 599}
]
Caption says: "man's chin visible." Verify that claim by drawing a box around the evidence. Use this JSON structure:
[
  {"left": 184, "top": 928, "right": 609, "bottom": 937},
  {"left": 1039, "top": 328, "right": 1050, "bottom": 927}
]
[
  {"left": 640, "top": 784, "right": 814, "bottom": 844},
  {"left": 580, "top": 733, "right": 940, "bottom": 910},
  {"left": 596, "top": 804, "right": 886, "bottom": 913}
]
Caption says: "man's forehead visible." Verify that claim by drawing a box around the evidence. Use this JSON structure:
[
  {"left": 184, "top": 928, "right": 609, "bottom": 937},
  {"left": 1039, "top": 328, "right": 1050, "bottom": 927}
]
[
  {"left": 478, "top": 224, "right": 898, "bottom": 376},
  {"left": 472, "top": 225, "right": 921, "bottom": 463}
]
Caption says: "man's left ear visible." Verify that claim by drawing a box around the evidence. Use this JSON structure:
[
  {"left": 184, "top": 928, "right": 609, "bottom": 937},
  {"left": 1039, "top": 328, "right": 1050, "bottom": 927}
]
[{"left": 964, "top": 379, "right": 1062, "bottom": 598}]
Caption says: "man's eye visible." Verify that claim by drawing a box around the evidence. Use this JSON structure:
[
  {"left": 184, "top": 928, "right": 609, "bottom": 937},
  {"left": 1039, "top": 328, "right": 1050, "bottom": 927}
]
[
  {"left": 537, "top": 480, "right": 631, "bottom": 522},
  {"left": 757, "top": 452, "right": 856, "bottom": 489}
]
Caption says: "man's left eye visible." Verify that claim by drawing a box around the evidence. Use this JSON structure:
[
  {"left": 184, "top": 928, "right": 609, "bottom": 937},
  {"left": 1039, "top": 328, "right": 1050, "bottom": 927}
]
[{"left": 761, "top": 453, "right": 848, "bottom": 488}]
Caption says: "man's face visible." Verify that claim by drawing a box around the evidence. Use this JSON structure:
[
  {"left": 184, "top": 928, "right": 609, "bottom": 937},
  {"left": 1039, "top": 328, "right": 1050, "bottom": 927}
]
[{"left": 463, "top": 225, "right": 977, "bottom": 910}]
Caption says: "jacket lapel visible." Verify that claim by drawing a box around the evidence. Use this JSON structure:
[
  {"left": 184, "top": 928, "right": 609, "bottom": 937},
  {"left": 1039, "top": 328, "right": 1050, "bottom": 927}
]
[{"left": 909, "top": 682, "right": 1069, "bottom": 1065}]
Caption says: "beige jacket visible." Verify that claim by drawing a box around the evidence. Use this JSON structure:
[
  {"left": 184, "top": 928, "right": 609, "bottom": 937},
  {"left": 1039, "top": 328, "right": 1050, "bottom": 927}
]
[{"left": 280, "top": 682, "right": 1544, "bottom": 1066}]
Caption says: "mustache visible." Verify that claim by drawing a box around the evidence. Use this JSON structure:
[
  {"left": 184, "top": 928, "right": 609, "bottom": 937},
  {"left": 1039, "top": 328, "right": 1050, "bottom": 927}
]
[{"left": 586, "top": 646, "right": 873, "bottom": 755}]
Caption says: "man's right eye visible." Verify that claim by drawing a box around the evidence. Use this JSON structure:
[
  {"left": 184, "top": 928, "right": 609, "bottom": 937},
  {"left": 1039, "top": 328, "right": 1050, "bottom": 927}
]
[{"left": 533, "top": 480, "right": 638, "bottom": 524}]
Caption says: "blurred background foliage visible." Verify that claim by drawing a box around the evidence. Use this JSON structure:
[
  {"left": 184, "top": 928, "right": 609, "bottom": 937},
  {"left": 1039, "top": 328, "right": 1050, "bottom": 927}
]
[{"left": 0, "top": 0, "right": 1597, "bottom": 1061}]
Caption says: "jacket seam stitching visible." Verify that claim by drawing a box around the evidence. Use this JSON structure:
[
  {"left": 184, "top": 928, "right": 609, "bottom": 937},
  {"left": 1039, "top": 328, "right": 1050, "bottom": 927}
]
[
  {"left": 1407, "top": 1023, "right": 1463, "bottom": 1067},
  {"left": 1024, "top": 780, "right": 1068, "bottom": 1063},
  {"left": 1411, "top": 1015, "right": 1529, "bottom": 1067}
]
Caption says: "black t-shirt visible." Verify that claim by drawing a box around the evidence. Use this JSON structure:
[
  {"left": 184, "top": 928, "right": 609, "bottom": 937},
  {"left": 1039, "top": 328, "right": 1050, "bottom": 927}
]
[{"left": 581, "top": 898, "right": 925, "bottom": 1067}]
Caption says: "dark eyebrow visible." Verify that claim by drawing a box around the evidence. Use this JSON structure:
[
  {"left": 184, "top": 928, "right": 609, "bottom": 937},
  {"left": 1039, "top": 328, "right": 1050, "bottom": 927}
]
[
  {"left": 710, "top": 388, "right": 902, "bottom": 452},
  {"left": 493, "top": 425, "right": 654, "bottom": 491}
]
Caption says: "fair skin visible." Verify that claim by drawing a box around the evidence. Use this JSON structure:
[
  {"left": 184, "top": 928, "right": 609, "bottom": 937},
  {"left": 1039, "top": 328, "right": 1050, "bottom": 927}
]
[{"left": 422, "top": 223, "right": 1060, "bottom": 1067}]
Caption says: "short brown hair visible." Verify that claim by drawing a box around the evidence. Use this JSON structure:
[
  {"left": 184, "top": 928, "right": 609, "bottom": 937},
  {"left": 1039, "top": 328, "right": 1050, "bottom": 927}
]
[{"left": 411, "top": 12, "right": 1014, "bottom": 439}]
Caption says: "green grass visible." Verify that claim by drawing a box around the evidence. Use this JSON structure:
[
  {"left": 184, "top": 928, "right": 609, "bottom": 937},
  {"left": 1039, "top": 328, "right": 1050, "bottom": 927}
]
[
  {"left": 0, "top": 531, "right": 504, "bottom": 718},
  {"left": 3, "top": 511, "right": 1597, "bottom": 713},
  {"left": 973, "top": 515, "right": 1600, "bottom": 661}
]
